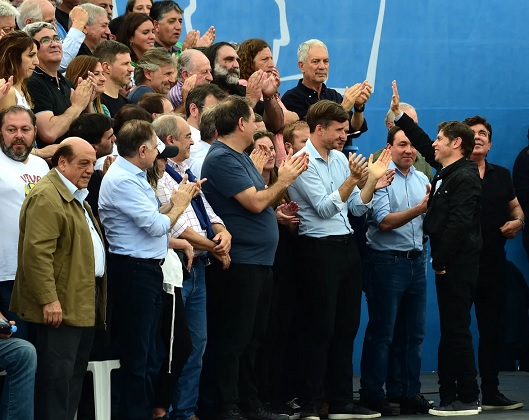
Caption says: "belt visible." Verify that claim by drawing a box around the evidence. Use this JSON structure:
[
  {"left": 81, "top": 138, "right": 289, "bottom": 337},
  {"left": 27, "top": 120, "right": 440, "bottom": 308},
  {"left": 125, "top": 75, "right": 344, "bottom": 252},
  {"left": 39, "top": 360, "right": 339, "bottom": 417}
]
[
  {"left": 110, "top": 253, "right": 165, "bottom": 266},
  {"left": 375, "top": 249, "right": 423, "bottom": 260},
  {"left": 192, "top": 255, "right": 210, "bottom": 266},
  {"left": 315, "top": 234, "right": 354, "bottom": 244}
]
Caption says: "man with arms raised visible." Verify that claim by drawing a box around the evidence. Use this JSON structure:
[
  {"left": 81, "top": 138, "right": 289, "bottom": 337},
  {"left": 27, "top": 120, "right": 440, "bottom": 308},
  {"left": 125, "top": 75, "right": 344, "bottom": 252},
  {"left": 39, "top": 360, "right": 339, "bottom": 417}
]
[{"left": 391, "top": 81, "right": 482, "bottom": 416}]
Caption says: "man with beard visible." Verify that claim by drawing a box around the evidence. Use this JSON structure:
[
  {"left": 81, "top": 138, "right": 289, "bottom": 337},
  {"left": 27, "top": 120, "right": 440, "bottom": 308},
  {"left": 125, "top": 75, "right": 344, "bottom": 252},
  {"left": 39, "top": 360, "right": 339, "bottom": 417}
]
[
  {"left": 205, "top": 42, "right": 284, "bottom": 133},
  {"left": 0, "top": 106, "right": 49, "bottom": 339},
  {"left": 128, "top": 48, "right": 177, "bottom": 103}
]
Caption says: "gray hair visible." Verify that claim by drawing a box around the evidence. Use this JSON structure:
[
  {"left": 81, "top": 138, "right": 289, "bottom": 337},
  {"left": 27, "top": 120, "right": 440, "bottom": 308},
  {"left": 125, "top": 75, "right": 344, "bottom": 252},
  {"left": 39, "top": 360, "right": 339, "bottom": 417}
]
[
  {"left": 17, "top": 0, "right": 51, "bottom": 30},
  {"left": 134, "top": 47, "right": 175, "bottom": 85},
  {"left": 297, "top": 39, "right": 327, "bottom": 63},
  {"left": 385, "top": 102, "right": 415, "bottom": 125},
  {"left": 176, "top": 48, "right": 200, "bottom": 80},
  {"left": 23, "top": 21, "right": 55, "bottom": 39},
  {"left": 0, "top": 1, "right": 19, "bottom": 19},
  {"left": 78, "top": 3, "right": 107, "bottom": 26},
  {"left": 152, "top": 113, "right": 181, "bottom": 144}
]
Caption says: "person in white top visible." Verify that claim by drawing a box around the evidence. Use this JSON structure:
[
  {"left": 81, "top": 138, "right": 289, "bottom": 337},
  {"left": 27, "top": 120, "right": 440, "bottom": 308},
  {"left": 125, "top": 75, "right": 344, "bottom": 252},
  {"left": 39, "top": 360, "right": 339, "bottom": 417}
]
[
  {"left": 0, "top": 106, "right": 49, "bottom": 339},
  {"left": 0, "top": 31, "right": 39, "bottom": 111},
  {"left": 183, "top": 83, "right": 226, "bottom": 177}
]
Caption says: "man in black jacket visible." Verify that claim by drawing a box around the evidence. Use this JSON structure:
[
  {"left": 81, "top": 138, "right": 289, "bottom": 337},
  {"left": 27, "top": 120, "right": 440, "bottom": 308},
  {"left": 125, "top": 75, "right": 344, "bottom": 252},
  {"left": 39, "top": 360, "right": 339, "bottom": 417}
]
[{"left": 391, "top": 81, "right": 482, "bottom": 417}]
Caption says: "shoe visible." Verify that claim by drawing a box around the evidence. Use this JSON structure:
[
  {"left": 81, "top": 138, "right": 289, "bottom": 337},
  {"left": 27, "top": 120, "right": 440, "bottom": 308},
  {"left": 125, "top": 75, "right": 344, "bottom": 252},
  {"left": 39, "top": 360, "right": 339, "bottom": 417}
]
[
  {"left": 284, "top": 399, "right": 301, "bottom": 420},
  {"left": 219, "top": 408, "right": 248, "bottom": 420},
  {"left": 327, "top": 401, "right": 381, "bottom": 419},
  {"left": 428, "top": 400, "right": 480, "bottom": 416},
  {"left": 245, "top": 406, "right": 290, "bottom": 420},
  {"left": 265, "top": 403, "right": 300, "bottom": 420},
  {"left": 300, "top": 405, "right": 320, "bottom": 420},
  {"left": 482, "top": 392, "right": 523, "bottom": 410},
  {"left": 393, "top": 394, "right": 434, "bottom": 414},
  {"left": 359, "top": 397, "right": 399, "bottom": 416}
]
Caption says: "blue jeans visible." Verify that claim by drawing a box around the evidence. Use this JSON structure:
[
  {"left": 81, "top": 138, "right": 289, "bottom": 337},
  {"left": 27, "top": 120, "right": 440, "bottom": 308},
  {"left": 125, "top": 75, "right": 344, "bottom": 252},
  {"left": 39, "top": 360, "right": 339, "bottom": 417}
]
[
  {"left": 0, "top": 338, "right": 36, "bottom": 420},
  {"left": 360, "top": 249, "right": 426, "bottom": 400},
  {"left": 170, "top": 260, "right": 207, "bottom": 420},
  {"left": 0, "top": 281, "right": 28, "bottom": 339}
]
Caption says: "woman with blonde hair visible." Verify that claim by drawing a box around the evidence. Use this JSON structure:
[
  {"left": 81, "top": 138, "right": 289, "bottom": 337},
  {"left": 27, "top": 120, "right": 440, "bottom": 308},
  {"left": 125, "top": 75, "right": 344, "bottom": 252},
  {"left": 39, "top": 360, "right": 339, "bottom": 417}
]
[
  {"left": 0, "top": 30, "right": 39, "bottom": 110},
  {"left": 66, "top": 55, "right": 110, "bottom": 116}
]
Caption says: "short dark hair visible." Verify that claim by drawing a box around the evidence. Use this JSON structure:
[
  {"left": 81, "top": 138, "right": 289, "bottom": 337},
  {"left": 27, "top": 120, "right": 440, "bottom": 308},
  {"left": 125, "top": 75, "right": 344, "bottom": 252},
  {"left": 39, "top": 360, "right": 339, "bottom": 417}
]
[
  {"left": 67, "top": 114, "right": 113, "bottom": 145},
  {"left": 462, "top": 115, "right": 492, "bottom": 142},
  {"left": 199, "top": 108, "right": 216, "bottom": 142},
  {"left": 0, "top": 105, "right": 36, "bottom": 128},
  {"left": 138, "top": 92, "right": 169, "bottom": 115},
  {"left": 150, "top": 0, "right": 183, "bottom": 21},
  {"left": 387, "top": 126, "right": 402, "bottom": 146},
  {"left": 254, "top": 113, "right": 263, "bottom": 123},
  {"left": 50, "top": 144, "right": 74, "bottom": 167},
  {"left": 214, "top": 96, "right": 252, "bottom": 137},
  {"left": 437, "top": 121, "right": 475, "bottom": 158},
  {"left": 116, "top": 119, "right": 155, "bottom": 157},
  {"left": 113, "top": 104, "right": 153, "bottom": 134},
  {"left": 93, "top": 40, "right": 131, "bottom": 65},
  {"left": 185, "top": 83, "right": 227, "bottom": 118},
  {"left": 283, "top": 120, "right": 308, "bottom": 145},
  {"left": 306, "top": 100, "right": 349, "bottom": 133}
]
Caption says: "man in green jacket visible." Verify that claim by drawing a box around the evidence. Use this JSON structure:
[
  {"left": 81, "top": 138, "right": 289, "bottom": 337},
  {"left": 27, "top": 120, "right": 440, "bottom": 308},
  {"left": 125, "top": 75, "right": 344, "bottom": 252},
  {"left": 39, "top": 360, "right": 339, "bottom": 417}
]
[{"left": 11, "top": 137, "right": 106, "bottom": 420}]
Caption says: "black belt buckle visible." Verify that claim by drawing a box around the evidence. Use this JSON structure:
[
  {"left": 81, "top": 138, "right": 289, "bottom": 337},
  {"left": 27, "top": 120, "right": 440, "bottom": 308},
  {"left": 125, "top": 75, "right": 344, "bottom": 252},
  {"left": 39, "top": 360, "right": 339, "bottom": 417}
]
[{"left": 405, "top": 250, "right": 421, "bottom": 259}]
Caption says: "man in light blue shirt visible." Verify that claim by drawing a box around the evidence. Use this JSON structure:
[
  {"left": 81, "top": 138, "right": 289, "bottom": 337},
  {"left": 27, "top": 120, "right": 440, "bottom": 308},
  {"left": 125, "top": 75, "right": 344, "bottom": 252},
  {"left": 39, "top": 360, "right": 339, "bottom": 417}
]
[
  {"left": 358, "top": 125, "right": 432, "bottom": 416},
  {"left": 99, "top": 120, "right": 195, "bottom": 420},
  {"left": 287, "top": 100, "right": 391, "bottom": 420}
]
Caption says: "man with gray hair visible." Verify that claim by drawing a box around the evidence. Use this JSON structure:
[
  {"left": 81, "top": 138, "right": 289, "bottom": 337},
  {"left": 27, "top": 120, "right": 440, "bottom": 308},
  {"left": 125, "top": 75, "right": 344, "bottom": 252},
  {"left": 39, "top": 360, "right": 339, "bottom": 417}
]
[
  {"left": 168, "top": 48, "right": 213, "bottom": 111},
  {"left": 375, "top": 102, "right": 433, "bottom": 181},
  {"left": 0, "top": 1, "right": 18, "bottom": 34},
  {"left": 80, "top": 0, "right": 113, "bottom": 20},
  {"left": 282, "top": 39, "right": 371, "bottom": 140},
  {"left": 17, "top": 0, "right": 90, "bottom": 73},
  {"left": 76, "top": 3, "right": 110, "bottom": 56},
  {"left": 128, "top": 47, "right": 176, "bottom": 103},
  {"left": 24, "top": 22, "right": 94, "bottom": 147}
]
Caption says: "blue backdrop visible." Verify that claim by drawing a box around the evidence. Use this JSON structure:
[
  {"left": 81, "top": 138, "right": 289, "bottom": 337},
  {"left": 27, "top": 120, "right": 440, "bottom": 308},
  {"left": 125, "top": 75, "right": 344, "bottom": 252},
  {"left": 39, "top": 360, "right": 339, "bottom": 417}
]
[{"left": 115, "top": 0, "right": 529, "bottom": 372}]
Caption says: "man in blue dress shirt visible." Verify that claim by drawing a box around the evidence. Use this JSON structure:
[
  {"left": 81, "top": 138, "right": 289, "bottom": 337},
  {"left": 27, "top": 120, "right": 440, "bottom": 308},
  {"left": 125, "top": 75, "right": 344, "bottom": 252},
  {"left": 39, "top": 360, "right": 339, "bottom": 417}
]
[
  {"left": 359, "top": 126, "right": 432, "bottom": 416},
  {"left": 287, "top": 100, "right": 391, "bottom": 420},
  {"left": 99, "top": 120, "right": 196, "bottom": 420}
]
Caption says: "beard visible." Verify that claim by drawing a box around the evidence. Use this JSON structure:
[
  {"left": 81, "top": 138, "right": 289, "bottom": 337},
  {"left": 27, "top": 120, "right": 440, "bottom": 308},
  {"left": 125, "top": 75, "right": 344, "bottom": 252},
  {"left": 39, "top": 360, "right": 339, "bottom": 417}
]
[
  {"left": 1, "top": 138, "right": 32, "bottom": 162},
  {"left": 214, "top": 63, "right": 240, "bottom": 85}
]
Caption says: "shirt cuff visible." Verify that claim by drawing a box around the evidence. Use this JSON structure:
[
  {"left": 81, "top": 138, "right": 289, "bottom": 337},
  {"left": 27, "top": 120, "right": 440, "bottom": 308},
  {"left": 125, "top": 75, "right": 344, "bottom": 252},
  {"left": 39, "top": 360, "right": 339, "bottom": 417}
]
[
  {"left": 394, "top": 111, "right": 404, "bottom": 121},
  {"left": 329, "top": 190, "right": 346, "bottom": 210}
]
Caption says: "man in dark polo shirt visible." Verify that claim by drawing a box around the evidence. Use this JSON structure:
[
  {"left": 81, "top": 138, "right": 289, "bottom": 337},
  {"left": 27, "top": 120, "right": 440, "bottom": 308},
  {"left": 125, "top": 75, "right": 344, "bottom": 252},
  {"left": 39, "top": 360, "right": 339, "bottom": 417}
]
[
  {"left": 201, "top": 96, "right": 308, "bottom": 420},
  {"left": 282, "top": 39, "right": 371, "bottom": 140},
  {"left": 93, "top": 40, "right": 134, "bottom": 117},
  {"left": 24, "top": 22, "right": 94, "bottom": 148}
]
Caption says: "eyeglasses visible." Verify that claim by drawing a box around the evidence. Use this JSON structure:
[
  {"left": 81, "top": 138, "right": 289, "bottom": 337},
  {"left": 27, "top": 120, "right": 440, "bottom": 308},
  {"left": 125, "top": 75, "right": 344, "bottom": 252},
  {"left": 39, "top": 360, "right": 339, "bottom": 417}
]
[{"left": 38, "top": 36, "right": 62, "bottom": 45}]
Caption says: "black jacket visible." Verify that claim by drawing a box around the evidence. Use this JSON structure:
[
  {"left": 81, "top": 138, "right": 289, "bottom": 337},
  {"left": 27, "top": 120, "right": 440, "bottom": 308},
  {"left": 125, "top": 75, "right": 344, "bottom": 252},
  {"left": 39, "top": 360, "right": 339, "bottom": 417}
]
[{"left": 396, "top": 113, "right": 482, "bottom": 270}]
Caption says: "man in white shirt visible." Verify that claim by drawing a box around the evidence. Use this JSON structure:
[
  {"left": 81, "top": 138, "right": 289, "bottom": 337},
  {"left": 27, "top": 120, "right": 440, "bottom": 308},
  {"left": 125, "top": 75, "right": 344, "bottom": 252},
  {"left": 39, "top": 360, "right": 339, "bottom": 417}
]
[
  {"left": 0, "top": 106, "right": 49, "bottom": 339},
  {"left": 184, "top": 83, "right": 226, "bottom": 177}
]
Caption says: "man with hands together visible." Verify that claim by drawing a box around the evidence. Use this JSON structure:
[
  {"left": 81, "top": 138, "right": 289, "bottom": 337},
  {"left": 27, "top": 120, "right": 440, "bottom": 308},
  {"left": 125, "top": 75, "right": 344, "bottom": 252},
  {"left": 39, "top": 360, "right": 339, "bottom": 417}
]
[{"left": 287, "top": 100, "right": 391, "bottom": 420}]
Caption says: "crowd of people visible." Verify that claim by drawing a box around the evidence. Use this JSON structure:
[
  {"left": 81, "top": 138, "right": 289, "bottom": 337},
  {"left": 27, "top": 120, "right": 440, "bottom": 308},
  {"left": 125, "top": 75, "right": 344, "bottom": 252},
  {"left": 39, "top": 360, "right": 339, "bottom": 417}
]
[{"left": 0, "top": 0, "right": 527, "bottom": 419}]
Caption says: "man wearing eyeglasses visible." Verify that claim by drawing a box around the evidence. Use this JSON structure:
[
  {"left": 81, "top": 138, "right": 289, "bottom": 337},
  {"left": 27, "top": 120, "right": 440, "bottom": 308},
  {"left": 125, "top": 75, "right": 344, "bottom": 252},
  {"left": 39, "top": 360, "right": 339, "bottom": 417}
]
[{"left": 23, "top": 22, "right": 94, "bottom": 148}]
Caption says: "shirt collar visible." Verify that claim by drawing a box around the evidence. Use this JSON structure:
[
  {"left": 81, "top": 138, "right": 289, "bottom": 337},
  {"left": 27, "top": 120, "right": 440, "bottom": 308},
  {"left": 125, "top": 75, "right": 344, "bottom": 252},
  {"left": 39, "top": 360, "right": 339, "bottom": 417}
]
[
  {"left": 54, "top": 168, "right": 89, "bottom": 202},
  {"left": 115, "top": 155, "right": 146, "bottom": 177},
  {"left": 167, "top": 158, "right": 188, "bottom": 172},
  {"left": 297, "top": 78, "right": 328, "bottom": 96}
]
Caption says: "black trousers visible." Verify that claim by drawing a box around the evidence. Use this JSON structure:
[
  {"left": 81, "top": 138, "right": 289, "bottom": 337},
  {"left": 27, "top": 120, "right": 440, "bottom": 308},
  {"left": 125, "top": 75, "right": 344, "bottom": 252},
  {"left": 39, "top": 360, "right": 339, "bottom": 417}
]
[
  {"left": 30, "top": 323, "right": 95, "bottom": 420},
  {"left": 435, "top": 258, "right": 480, "bottom": 403},
  {"left": 298, "top": 235, "right": 363, "bottom": 408},
  {"left": 475, "top": 250, "right": 507, "bottom": 396},
  {"left": 214, "top": 263, "right": 273, "bottom": 412},
  {"left": 154, "top": 287, "right": 192, "bottom": 409}
]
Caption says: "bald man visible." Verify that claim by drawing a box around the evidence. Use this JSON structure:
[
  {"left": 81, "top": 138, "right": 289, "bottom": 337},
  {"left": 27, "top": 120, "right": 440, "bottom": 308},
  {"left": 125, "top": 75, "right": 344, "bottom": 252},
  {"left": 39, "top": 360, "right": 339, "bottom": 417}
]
[{"left": 11, "top": 137, "right": 106, "bottom": 420}]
